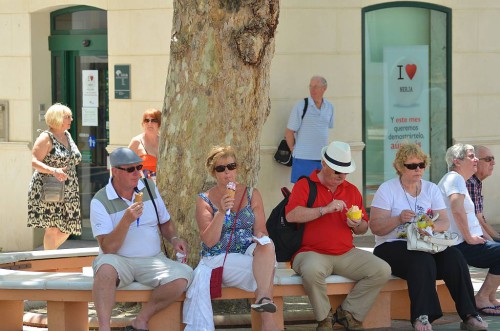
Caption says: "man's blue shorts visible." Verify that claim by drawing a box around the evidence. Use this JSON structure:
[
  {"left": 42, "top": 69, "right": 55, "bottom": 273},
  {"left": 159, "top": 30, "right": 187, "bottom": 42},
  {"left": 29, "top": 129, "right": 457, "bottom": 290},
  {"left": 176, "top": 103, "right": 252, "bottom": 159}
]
[{"left": 291, "top": 158, "right": 322, "bottom": 183}]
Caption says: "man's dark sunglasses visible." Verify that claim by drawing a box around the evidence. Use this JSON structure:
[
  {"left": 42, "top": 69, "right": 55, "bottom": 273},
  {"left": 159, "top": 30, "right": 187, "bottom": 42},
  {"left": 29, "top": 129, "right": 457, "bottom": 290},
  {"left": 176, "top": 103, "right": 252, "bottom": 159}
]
[
  {"left": 403, "top": 162, "right": 426, "bottom": 170},
  {"left": 334, "top": 170, "right": 346, "bottom": 175},
  {"left": 115, "top": 164, "right": 143, "bottom": 173},
  {"left": 214, "top": 162, "right": 237, "bottom": 173},
  {"left": 479, "top": 156, "right": 495, "bottom": 162}
]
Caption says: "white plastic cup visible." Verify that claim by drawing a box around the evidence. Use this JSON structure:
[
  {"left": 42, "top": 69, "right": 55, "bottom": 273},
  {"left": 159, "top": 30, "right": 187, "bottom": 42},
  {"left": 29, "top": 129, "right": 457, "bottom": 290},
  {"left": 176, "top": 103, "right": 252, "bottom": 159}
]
[{"left": 176, "top": 252, "right": 187, "bottom": 264}]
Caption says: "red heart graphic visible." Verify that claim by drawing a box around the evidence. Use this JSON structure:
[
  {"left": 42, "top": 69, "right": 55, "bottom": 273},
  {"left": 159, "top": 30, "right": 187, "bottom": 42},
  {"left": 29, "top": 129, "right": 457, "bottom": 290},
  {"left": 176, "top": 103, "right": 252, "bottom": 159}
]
[{"left": 406, "top": 64, "right": 417, "bottom": 80}]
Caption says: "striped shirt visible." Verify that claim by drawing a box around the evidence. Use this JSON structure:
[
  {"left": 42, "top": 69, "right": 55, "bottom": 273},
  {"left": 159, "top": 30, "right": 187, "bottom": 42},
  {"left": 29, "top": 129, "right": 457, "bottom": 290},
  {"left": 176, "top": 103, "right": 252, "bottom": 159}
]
[{"left": 287, "top": 96, "right": 334, "bottom": 160}]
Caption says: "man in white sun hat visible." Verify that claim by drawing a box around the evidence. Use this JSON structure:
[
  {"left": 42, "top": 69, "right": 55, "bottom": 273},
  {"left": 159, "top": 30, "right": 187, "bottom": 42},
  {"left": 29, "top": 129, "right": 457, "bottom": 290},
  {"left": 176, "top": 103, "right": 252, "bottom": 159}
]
[{"left": 285, "top": 141, "right": 391, "bottom": 331}]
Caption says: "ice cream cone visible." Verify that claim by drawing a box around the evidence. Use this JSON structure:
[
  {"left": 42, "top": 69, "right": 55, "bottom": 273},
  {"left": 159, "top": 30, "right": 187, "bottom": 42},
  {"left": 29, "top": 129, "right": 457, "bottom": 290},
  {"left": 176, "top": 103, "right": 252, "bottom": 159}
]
[{"left": 226, "top": 182, "right": 236, "bottom": 198}]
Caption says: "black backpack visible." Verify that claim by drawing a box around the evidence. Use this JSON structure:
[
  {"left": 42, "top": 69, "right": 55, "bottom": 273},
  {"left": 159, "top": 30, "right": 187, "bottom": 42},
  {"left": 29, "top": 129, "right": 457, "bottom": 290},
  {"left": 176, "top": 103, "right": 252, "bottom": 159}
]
[{"left": 266, "top": 176, "right": 317, "bottom": 262}]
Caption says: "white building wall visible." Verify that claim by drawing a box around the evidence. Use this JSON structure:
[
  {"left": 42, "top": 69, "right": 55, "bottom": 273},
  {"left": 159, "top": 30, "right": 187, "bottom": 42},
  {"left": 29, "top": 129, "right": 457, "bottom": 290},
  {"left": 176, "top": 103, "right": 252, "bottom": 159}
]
[{"left": 1, "top": 0, "right": 500, "bottom": 251}]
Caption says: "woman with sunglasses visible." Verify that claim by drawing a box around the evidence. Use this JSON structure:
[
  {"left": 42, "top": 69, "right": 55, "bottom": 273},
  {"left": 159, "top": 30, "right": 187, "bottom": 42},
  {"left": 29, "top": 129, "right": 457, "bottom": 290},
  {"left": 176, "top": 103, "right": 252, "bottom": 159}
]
[
  {"left": 28, "top": 103, "right": 82, "bottom": 249},
  {"left": 439, "top": 144, "right": 500, "bottom": 317},
  {"left": 183, "top": 145, "right": 280, "bottom": 331},
  {"left": 128, "top": 108, "right": 161, "bottom": 182},
  {"left": 370, "top": 143, "right": 487, "bottom": 331}
]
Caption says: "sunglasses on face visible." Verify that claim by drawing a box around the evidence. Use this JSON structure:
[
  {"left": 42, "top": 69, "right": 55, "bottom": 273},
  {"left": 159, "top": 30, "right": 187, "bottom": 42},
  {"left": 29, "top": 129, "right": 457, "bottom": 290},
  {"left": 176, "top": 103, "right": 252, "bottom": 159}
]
[
  {"left": 403, "top": 162, "right": 426, "bottom": 170},
  {"left": 214, "top": 162, "right": 237, "bottom": 173},
  {"left": 144, "top": 118, "right": 159, "bottom": 123},
  {"left": 479, "top": 156, "right": 495, "bottom": 162},
  {"left": 334, "top": 170, "right": 346, "bottom": 175},
  {"left": 115, "top": 164, "right": 143, "bottom": 173}
]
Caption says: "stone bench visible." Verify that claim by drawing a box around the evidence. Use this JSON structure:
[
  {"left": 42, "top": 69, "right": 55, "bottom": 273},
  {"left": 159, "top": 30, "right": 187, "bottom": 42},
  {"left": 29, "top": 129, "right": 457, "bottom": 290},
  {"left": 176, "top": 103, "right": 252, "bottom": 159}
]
[
  {"left": 0, "top": 247, "right": 455, "bottom": 331},
  {"left": 0, "top": 247, "right": 99, "bottom": 272}
]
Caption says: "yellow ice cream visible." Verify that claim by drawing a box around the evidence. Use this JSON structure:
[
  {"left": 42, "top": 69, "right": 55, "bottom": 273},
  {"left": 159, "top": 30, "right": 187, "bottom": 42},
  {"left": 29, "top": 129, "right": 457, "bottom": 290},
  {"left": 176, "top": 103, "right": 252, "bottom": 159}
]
[{"left": 346, "top": 205, "right": 362, "bottom": 220}]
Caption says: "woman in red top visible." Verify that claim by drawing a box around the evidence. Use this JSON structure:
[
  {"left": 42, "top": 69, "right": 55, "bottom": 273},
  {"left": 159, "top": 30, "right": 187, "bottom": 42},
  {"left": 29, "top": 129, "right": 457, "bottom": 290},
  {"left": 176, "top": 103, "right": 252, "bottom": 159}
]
[{"left": 128, "top": 108, "right": 161, "bottom": 182}]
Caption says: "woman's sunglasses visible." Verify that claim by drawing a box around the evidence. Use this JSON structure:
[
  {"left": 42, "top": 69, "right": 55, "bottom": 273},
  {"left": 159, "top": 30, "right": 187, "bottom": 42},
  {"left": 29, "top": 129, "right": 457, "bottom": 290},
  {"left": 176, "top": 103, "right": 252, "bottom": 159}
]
[
  {"left": 115, "top": 164, "right": 144, "bottom": 173},
  {"left": 143, "top": 118, "right": 159, "bottom": 123},
  {"left": 214, "top": 163, "right": 237, "bottom": 173},
  {"left": 403, "top": 162, "right": 426, "bottom": 170}
]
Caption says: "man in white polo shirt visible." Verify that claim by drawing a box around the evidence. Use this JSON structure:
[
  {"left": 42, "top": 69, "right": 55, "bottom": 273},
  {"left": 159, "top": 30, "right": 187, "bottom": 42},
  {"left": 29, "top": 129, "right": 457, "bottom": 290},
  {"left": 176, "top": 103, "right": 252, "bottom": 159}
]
[
  {"left": 285, "top": 75, "right": 334, "bottom": 183},
  {"left": 90, "top": 147, "right": 192, "bottom": 331}
]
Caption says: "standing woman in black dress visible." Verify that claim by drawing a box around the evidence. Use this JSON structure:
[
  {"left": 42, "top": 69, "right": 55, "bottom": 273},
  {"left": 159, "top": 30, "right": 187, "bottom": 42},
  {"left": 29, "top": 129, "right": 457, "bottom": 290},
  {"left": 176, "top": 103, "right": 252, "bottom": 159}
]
[{"left": 28, "top": 103, "right": 82, "bottom": 249}]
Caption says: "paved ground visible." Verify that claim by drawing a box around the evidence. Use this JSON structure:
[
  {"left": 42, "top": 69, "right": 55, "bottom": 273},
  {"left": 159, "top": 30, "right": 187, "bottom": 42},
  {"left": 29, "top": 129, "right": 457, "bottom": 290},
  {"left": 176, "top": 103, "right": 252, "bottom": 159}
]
[{"left": 23, "top": 235, "right": 500, "bottom": 330}]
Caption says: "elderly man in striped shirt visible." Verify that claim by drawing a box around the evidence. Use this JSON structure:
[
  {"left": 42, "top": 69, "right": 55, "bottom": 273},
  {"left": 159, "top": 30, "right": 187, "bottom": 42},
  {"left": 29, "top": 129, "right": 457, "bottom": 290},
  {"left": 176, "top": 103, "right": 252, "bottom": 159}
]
[{"left": 285, "top": 75, "right": 334, "bottom": 183}]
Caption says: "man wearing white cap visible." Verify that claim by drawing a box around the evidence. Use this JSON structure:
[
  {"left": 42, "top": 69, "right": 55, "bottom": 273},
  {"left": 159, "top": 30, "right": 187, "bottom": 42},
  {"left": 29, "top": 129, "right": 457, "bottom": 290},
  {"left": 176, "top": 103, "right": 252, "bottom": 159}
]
[
  {"left": 90, "top": 147, "right": 193, "bottom": 331},
  {"left": 285, "top": 141, "right": 391, "bottom": 331}
]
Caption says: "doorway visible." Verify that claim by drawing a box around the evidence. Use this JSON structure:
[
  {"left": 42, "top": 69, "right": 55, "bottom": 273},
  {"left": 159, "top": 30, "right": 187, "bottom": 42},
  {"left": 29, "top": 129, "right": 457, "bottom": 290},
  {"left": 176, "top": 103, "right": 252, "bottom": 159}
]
[{"left": 49, "top": 6, "right": 109, "bottom": 240}]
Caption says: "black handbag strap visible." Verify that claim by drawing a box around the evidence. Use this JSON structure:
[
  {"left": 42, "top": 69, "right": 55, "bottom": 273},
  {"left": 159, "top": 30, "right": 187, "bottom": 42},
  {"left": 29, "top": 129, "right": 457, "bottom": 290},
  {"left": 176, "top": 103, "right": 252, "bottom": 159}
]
[{"left": 142, "top": 178, "right": 168, "bottom": 254}]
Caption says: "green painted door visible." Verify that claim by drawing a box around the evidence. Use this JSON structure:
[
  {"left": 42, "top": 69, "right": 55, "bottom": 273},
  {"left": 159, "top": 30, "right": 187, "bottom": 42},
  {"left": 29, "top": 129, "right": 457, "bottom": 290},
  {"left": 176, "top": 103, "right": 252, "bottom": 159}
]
[{"left": 50, "top": 6, "right": 108, "bottom": 240}]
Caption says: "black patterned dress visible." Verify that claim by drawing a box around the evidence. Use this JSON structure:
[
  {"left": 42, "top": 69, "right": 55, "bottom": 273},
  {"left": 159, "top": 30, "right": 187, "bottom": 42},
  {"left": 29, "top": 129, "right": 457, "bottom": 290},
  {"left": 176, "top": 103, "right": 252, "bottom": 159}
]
[{"left": 28, "top": 130, "right": 82, "bottom": 235}]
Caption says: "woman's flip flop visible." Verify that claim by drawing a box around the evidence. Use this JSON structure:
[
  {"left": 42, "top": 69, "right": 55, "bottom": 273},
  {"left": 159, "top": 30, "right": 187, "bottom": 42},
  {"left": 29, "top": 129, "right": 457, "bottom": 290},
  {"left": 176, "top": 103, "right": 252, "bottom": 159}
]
[{"left": 251, "top": 297, "right": 277, "bottom": 313}]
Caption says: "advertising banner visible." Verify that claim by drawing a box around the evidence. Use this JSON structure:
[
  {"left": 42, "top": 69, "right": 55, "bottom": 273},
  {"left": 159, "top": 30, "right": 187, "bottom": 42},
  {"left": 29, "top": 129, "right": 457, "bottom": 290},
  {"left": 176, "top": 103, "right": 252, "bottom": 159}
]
[{"left": 383, "top": 45, "right": 429, "bottom": 180}]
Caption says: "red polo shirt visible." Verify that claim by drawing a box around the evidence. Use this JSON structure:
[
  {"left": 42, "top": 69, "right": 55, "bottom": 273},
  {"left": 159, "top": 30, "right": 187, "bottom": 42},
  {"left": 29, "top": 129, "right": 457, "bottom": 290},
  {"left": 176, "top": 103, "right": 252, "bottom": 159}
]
[{"left": 285, "top": 170, "right": 368, "bottom": 258}]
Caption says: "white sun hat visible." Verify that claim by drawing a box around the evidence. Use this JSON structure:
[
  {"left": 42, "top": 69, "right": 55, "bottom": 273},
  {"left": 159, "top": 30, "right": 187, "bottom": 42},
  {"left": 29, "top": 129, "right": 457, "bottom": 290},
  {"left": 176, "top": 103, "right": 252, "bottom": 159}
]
[{"left": 321, "top": 141, "right": 356, "bottom": 174}]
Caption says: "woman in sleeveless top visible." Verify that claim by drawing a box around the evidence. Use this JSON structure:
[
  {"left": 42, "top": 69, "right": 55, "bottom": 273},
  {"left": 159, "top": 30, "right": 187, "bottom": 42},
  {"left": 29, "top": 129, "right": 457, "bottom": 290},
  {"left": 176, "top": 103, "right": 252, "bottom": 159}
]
[
  {"left": 128, "top": 108, "right": 160, "bottom": 182},
  {"left": 183, "top": 145, "right": 280, "bottom": 331},
  {"left": 28, "top": 103, "right": 82, "bottom": 250}
]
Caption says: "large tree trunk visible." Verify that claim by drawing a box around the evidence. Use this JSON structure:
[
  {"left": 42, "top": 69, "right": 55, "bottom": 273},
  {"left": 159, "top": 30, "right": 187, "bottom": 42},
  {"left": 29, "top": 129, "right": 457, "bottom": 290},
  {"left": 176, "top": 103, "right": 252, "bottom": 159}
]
[{"left": 157, "top": 0, "right": 279, "bottom": 265}]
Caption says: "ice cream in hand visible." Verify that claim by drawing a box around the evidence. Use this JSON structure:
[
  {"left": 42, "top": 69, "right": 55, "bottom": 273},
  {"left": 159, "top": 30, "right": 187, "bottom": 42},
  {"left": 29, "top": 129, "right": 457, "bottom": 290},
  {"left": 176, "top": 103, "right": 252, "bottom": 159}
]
[
  {"left": 226, "top": 182, "right": 236, "bottom": 215},
  {"left": 226, "top": 182, "right": 236, "bottom": 198},
  {"left": 346, "top": 205, "right": 362, "bottom": 220},
  {"left": 134, "top": 192, "right": 143, "bottom": 203},
  {"left": 134, "top": 192, "right": 143, "bottom": 227}
]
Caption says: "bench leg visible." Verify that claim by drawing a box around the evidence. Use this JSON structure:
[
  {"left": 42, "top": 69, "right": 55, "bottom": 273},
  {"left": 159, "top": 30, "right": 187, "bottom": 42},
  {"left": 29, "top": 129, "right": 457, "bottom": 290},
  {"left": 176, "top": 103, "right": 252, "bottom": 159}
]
[
  {"left": 250, "top": 297, "right": 284, "bottom": 331},
  {"left": 363, "top": 291, "right": 391, "bottom": 328},
  {"left": 149, "top": 301, "right": 183, "bottom": 331},
  {"left": 328, "top": 294, "right": 346, "bottom": 312},
  {"left": 0, "top": 300, "right": 23, "bottom": 331},
  {"left": 437, "top": 283, "right": 455, "bottom": 313},
  {"left": 391, "top": 289, "right": 411, "bottom": 320},
  {"left": 391, "top": 284, "right": 456, "bottom": 321},
  {"left": 47, "top": 301, "right": 88, "bottom": 331}
]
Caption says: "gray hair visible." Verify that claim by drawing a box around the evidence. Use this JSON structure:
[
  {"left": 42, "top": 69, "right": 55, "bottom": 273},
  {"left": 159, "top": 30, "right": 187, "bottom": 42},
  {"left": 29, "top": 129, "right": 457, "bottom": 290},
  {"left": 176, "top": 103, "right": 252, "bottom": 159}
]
[
  {"left": 445, "top": 143, "right": 474, "bottom": 171},
  {"left": 311, "top": 75, "right": 327, "bottom": 87},
  {"left": 473, "top": 145, "right": 487, "bottom": 158}
]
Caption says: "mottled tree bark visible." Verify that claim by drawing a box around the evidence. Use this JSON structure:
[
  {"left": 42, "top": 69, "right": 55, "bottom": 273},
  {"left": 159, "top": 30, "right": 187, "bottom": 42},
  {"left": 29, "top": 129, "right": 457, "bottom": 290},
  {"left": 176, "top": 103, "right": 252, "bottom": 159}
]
[{"left": 157, "top": 0, "right": 279, "bottom": 264}]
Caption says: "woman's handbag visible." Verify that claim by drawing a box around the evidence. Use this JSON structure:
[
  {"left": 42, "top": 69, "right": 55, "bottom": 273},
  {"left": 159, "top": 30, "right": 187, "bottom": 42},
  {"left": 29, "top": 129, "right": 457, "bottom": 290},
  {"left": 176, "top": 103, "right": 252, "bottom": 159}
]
[
  {"left": 406, "top": 223, "right": 458, "bottom": 254},
  {"left": 210, "top": 188, "right": 247, "bottom": 299},
  {"left": 41, "top": 176, "right": 65, "bottom": 202},
  {"left": 209, "top": 265, "right": 224, "bottom": 299}
]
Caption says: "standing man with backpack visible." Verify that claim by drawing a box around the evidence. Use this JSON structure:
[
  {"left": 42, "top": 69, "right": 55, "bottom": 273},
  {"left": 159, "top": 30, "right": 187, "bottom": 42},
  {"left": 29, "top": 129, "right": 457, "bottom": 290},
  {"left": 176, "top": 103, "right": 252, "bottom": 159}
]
[
  {"left": 285, "top": 75, "right": 334, "bottom": 183},
  {"left": 285, "top": 141, "right": 391, "bottom": 331}
]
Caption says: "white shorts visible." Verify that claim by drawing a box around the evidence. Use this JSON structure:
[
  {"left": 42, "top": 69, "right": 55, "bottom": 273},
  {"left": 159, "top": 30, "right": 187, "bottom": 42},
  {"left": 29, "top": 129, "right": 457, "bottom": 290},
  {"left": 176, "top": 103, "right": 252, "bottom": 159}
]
[
  {"left": 93, "top": 252, "right": 193, "bottom": 289},
  {"left": 202, "top": 243, "right": 260, "bottom": 292}
]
